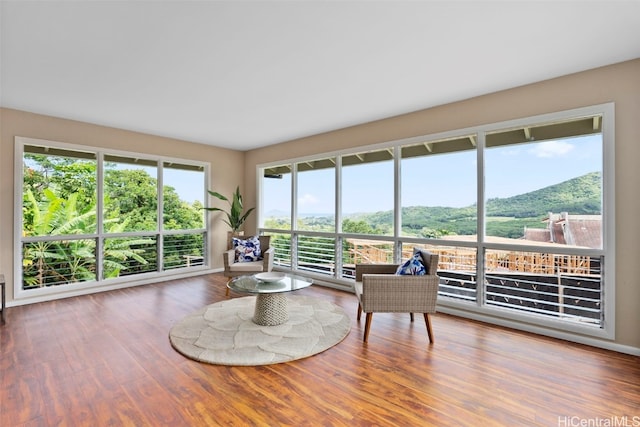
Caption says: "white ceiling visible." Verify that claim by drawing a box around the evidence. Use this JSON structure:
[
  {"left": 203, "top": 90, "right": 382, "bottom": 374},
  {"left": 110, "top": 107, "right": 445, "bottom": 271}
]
[{"left": 2, "top": 1, "right": 639, "bottom": 151}]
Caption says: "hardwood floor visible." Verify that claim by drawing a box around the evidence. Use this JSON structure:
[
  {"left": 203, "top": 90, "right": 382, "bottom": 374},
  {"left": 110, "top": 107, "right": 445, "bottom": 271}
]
[{"left": 1, "top": 273, "right": 639, "bottom": 426}]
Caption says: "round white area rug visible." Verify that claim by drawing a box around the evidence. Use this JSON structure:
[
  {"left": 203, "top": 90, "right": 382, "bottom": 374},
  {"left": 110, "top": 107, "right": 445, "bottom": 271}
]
[{"left": 169, "top": 295, "right": 351, "bottom": 366}]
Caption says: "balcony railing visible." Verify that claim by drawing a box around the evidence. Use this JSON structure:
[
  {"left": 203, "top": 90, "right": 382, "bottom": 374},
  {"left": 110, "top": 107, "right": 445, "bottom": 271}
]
[
  {"left": 163, "top": 233, "right": 206, "bottom": 271},
  {"left": 297, "top": 236, "right": 336, "bottom": 275},
  {"left": 262, "top": 232, "right": 603, "bottom": 326},
  {"left": 21, "top": 231, "right": 206, "bottom": 290}
]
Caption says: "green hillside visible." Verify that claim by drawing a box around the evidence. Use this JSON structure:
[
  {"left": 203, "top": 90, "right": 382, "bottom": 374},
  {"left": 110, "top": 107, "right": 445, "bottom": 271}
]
[
  {"left": 352, "top": 172, "right": 602, "bottom": 238},
  {"left": 485, "top": 171, "right": 602, "bottom": 217}
]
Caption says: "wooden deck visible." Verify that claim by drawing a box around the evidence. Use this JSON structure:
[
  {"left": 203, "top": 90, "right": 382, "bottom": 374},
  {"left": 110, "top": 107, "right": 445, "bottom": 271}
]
[{"left": 1, "top": 273, "right": 638, "bottom": 426}]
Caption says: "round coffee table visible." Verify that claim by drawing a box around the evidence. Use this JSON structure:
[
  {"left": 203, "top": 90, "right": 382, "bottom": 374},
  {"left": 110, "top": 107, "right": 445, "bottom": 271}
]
[{"left": 227, "top": 273, "right": 313, "bottom": 326}]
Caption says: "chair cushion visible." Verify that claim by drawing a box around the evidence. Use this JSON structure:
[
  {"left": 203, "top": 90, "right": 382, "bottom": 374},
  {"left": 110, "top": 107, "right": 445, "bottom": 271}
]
[
  {"left": 229, "top": 261, "right": 264, "bottom": 272},
  {"left": 353, "top": 281, "right": 363, "bottom": 299},
  {"left": 395, "top": 252, "right": 426, "bottom": 275},
  {"left": 233, "top": 235, "right": 262, "bottom": 262}
]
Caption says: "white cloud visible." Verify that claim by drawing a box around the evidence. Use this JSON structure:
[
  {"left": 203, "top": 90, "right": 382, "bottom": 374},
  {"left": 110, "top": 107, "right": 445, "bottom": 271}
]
[
  {"left": 298, "top": 193, "right": 319, "bottom": 207},
  {"left": 529, "top": 140, "right": 574, "bottom": 158},
  {"left": 501, "top": 148, "right": 520, "bottom": 157}
]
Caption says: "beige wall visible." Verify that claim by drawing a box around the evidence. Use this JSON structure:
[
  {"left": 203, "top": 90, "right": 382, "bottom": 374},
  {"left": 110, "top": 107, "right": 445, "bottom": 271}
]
[
  {"left": 0, "top": 108, "right": 245, "bottom": 303},
  {"left": 244, "top": 58, "right": 640, "bottom": 350}
]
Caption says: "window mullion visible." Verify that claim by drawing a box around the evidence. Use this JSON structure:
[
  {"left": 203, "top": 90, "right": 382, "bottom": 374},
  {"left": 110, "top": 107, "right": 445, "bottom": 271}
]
[
  {"left": 335, "top": 156, "right": 343, "bottom": 278},
  {"left": 96, "top": 151, "right": 104, "bottom": 281},
  {"left": 291, "top": 163, "right": 298, "bottom": 270},
  {"left": 157, "top": 161, "right": 164, "bottom": 272},
  {"left": 394, "top": 146, "right": 402, "bottom": 264},
  {"left": 477, "top": 131, "right": 486, "bottom": 308}
]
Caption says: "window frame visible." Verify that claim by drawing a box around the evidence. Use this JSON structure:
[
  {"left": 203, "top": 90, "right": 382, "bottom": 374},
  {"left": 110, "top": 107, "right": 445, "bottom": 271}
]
[
  {"left": 15, "top": 136, "right": 210, "bottom": 301},
  {"left": 258, "top": 103, "right": 615, "bottom": 339}
]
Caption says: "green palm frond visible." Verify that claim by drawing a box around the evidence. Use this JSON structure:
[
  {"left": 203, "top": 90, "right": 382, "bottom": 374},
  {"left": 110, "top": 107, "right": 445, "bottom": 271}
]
[{"left": 204, "top": 186, "right": 254, "bottom": 232}]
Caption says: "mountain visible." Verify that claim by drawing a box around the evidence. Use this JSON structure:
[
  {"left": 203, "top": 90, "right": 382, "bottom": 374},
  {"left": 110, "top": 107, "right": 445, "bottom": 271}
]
[
  {"left": 485, "top": 172, "right": 601, "bottom": 218},
  {"left": 269, "top": 172, "right": 602, "bottom": 239},
  {"left": 358, "top": 172, "right": 602, "bottom": 237}
]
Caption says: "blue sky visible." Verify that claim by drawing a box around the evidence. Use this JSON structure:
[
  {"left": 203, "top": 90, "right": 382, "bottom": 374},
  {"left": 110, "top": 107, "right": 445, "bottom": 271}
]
[
  {"left": 264, "top": 134, "right": 602, "bottom": 215},
  {"left": 111, "top": 164, "right": 205, "bottom": 205},
  {"left": 164, "top": 168, "right": 205, "bottom": 204},
  {"left": 109, "top": 134, "right": 601, "bottom": 213}
]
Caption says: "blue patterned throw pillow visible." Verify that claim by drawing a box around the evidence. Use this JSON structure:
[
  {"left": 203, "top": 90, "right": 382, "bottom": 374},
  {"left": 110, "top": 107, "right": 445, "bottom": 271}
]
[
  {"left": 233, "top": 235, "right": 262, "bottom": 263},
  {"left": 395, "top": 252, "right": 426, "bottom": 275}
]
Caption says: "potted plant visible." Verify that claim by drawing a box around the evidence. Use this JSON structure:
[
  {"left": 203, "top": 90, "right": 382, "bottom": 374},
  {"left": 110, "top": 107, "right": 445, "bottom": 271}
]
[{"left": 204, "top": 186, "right": 255, "bottom": 245}]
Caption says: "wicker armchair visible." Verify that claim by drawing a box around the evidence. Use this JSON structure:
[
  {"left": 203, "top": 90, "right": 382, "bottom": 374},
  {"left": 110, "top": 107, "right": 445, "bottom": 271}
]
[
  {"left": 223, "top": 235, "right": 274, "bottom": 296},
  {"left": 354, "top": 249, "right": 439, "bottom": 343}
]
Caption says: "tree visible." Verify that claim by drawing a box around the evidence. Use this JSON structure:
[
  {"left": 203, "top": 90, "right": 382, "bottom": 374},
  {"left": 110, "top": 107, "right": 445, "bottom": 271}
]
[
  {"left": 23, "top": 188, "right": 97, "bottom": 287},
  {"left": 104, "top": 168, "right": 158, "bottom": 232},
  {"left": 343, "top": 219, "right": 380, "bottom": 234},
  {"left": 22, "top": 152, "right": 208, "bottom": 288}
]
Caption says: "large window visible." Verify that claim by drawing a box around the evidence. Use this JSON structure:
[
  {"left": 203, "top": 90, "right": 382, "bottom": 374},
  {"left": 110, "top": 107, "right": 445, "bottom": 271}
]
[
  {"left": 297, "top": 157, "right": 335, "bottom": 232},
  {"left": 484, "top": 121, "right": 602, "bottom": 246},
  {"left": 262, "top": 163, "right": 292, "bottom": 230},
  {"left": 401, "top": 135, "right": 478, "bottom": 238},
  {"left": 104, "top": 155, "right": 158, "bottom": 232},
  {"left": 481, "top": 118, "right": 604, "bottom": 322},
  {"left": 342, "top": 149, "right": 394, "bottom": 236},
  {"left": 262, "top": 163, "right": 293, "bottom": 268},
  {"left": 258, "top": 104, "right": 613, "bottom": 338},
  {"left": 18, "top": 138, "right": 207, "bottom": 296}
]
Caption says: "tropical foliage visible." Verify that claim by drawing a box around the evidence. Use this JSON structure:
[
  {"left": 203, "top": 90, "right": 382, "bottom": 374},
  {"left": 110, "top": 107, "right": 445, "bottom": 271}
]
[
  {"left": 204, "top": 186, "right": 255, "bottom": 232},
  {"left": 22, "top": 154, "right": 204, "bottom": 289}
]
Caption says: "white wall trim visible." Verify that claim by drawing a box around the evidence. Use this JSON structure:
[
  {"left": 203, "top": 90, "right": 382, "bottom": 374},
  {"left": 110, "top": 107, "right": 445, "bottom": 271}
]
[{"left": 6, "top": 268, "right": 221, "bottom": 308}]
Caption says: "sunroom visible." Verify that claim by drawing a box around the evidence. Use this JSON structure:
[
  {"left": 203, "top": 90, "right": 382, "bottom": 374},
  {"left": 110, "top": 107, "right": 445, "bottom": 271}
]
[{"left": 11, "top": 101, "right": 615, "bottom": 351}]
